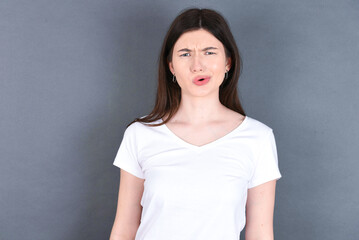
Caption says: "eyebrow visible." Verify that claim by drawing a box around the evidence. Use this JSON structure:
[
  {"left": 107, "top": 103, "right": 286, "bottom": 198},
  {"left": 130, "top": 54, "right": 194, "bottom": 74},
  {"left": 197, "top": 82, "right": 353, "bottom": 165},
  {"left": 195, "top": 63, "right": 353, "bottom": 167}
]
[{"left": 177, "top": 47, "right": 218, "bottom": 52}]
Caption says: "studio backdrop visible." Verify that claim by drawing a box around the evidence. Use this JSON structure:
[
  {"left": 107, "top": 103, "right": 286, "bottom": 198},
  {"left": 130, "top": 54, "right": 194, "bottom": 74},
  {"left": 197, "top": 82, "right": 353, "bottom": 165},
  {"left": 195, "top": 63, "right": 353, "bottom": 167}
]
[{"left": 1, "top": 0, "right": 358, "bottom": 239}]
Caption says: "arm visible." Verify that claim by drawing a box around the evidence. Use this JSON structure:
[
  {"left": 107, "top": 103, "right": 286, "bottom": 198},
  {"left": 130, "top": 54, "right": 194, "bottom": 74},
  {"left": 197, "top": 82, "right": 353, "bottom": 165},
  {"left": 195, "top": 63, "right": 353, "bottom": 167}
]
[
  {"left": 245, "top": 179, "right": 278, "bottom": 240},
  {"left": 110, "top": 169, "right": 145, "bottom": 240}
]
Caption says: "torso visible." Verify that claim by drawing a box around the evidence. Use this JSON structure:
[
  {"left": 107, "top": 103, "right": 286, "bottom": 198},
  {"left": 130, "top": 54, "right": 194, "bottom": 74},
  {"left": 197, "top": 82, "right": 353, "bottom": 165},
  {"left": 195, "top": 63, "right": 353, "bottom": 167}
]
[{"left": 162, "top": 110, "right": 246, "bottom": 147}]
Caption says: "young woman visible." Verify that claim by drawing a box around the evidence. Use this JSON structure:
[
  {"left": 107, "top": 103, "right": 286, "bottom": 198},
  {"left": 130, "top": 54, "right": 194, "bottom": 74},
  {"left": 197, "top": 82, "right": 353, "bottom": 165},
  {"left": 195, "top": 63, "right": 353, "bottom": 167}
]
[{"left": 110, "top": 8, "right": 281, "bottom": 240}]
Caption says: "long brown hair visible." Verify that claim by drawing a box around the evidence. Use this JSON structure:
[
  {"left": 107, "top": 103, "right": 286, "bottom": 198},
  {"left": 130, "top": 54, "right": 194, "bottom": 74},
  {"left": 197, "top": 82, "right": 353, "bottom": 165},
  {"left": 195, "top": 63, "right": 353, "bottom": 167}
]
[{"left": 127, "top": 7, "right": 245, "bottom": 128}]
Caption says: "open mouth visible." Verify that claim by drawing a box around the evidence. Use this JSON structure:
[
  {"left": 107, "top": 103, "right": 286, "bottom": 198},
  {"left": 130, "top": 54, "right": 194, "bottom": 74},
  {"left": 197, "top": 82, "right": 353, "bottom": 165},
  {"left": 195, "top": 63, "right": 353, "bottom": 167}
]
[{"left": 193, "top": 76, "right": 211, "bottom": 85}]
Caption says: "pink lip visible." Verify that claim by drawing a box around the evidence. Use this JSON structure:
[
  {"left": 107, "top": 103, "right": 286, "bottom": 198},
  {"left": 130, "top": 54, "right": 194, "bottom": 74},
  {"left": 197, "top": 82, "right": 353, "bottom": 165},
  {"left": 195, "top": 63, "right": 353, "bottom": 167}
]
[{"left": 192, "top": 75, "right": 211, "bottom": 86}]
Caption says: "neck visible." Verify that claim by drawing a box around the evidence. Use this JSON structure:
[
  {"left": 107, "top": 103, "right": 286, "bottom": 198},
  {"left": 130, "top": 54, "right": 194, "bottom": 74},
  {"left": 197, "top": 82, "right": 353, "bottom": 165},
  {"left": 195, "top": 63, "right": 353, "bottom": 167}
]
[{"left": 171, "top": 92, "right": 227, "bottom": 125}]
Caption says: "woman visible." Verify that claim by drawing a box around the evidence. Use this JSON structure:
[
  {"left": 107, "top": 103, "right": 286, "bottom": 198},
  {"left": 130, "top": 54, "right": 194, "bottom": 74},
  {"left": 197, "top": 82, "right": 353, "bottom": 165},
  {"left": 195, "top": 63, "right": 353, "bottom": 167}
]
[{"left": 110, "top": 8, "right": 281, "bottom": 240}]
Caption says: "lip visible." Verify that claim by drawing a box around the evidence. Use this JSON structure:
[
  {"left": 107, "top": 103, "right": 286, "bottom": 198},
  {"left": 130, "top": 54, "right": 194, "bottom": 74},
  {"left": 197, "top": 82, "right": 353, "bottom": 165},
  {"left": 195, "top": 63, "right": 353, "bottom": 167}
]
[{"left": 192, "top": 75, "right": 211, "bottom": 84}]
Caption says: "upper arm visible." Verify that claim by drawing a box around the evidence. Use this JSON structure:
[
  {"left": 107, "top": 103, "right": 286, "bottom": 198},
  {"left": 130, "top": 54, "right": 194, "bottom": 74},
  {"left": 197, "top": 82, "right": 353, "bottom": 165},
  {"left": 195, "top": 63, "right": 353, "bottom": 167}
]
[
  {"left": 110, "top": 169, "right": 145, "bottom": 239},
  {"left": 245, "top": 179, "right": 278, "bottom": 240}
]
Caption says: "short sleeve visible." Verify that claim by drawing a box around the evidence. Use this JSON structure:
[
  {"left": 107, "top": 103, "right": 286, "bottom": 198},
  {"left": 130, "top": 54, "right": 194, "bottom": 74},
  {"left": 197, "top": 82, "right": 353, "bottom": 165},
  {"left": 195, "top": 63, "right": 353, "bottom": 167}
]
[
  {"left": 248, "top": 129, "right": 282, "bottom": 188},
  {"left": 113, "top": 125, "right": 145, "bottom": 179}
]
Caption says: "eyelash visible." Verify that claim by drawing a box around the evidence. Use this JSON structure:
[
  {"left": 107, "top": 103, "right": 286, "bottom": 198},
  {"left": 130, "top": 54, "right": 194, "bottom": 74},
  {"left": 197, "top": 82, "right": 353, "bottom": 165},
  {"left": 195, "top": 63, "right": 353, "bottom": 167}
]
[{"left": 180, "top": 52, "right": 216, "bottom": 57}]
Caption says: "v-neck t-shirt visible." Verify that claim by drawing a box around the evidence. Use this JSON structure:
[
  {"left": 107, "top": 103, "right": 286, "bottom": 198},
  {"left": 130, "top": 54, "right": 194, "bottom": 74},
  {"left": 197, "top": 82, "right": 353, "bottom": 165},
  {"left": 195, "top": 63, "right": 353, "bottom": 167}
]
[{"left": 113, "top": 115, "right": 282, "bottom": 240}]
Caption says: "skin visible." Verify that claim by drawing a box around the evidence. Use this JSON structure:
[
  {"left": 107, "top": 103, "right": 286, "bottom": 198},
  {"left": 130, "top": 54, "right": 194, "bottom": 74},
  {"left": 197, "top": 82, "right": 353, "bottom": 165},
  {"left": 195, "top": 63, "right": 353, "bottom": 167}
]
[
  {"left": 168, "top": 28, "right": 232, "bottom": 126},
  {"left": 110, "top": 170, "right": 144, "bottom": 240},
  {"left": 245, "top": 180, "right": 277, "bottom": 240},
  {"left": 110, "top": 28, "right": 278, "bottom": 240}
]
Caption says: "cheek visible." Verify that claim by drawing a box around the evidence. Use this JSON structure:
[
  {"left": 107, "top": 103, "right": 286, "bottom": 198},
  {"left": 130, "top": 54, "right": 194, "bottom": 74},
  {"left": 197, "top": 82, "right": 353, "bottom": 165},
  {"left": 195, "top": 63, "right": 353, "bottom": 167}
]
[
  {"left": 208, "top": 60, "right": 222, "bottom": 72},
  {"left": 172, "top": 57, "right": 225, "bottom": 74},
  {"left": 172, "top": 61, "right": 188, "bottom": 77},
  {"left": 205, "top": 56, "right": 226, "bottom": 69}
]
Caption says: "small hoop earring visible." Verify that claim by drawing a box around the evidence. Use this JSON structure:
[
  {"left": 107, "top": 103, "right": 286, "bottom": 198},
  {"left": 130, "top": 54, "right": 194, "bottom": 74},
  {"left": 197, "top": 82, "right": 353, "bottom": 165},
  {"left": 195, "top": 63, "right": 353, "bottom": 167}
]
[
  {"left": 172, "top": 74, "right": 176, "bottom": 83},
  {"left": 224, "top": 71, "right": 228, "bottom": 80}
]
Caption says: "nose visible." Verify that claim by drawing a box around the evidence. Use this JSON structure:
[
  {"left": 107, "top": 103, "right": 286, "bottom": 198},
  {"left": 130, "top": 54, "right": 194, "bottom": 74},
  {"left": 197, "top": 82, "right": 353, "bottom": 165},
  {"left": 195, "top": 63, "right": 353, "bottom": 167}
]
[{"left": 190, "top": 54, "right": 204, "bottom": 73}]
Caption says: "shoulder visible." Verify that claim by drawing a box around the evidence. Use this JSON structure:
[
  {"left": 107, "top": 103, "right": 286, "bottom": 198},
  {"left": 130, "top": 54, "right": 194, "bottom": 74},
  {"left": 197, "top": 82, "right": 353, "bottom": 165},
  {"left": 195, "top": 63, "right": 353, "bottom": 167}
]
[
  {"left": 244, "top": 115, "right": 274, "bottom": 137},
  {"left": 226, "top": 110, "right": 272, "bottom": 133},
  {"left": 124, "top": 115, "right": 161, "bottom": 136}
]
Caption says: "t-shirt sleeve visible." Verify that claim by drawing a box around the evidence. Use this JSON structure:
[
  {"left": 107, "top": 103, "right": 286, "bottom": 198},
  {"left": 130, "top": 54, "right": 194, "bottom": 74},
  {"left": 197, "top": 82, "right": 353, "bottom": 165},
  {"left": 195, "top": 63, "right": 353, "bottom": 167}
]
[
  {"left": 248, "top": 129, "right": 282, "bottom": 189},
  {"left": 113, "top": 124, "right": 145, "bottom": 179}
]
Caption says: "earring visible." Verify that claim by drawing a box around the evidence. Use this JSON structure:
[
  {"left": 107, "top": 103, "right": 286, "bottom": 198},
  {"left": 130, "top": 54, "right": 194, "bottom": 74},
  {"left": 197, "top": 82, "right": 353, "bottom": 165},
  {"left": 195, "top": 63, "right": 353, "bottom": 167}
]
[
  {"left": 172, "top": 74, "right": 176, "bottom": 83},
  {"left": 224, "top": 71, "right": 228, "bottom": 80}
]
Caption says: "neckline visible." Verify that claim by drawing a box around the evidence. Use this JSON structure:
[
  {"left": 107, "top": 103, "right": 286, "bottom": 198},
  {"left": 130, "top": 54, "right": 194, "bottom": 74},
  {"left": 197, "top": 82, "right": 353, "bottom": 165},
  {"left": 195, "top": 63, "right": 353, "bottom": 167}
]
[{"left": 160, "top": 115, "right": 249, "bottom": 151}]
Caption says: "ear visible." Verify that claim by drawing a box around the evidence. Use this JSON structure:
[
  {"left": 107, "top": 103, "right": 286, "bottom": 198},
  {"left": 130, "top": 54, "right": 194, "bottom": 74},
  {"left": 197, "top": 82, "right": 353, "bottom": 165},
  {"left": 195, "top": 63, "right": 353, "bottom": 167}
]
[
  {"left": 169, "top": 61, "right": 174, "bottom": 75},
  {"left": 226, "top": 57, "right": 232, "bottom": 72}
]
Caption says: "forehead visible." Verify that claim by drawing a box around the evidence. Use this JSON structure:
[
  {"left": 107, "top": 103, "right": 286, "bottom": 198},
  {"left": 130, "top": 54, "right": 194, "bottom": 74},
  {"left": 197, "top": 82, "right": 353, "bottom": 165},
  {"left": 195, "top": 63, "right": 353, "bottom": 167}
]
[{"left": 173, "top": 29, "right": 224, "bottom": 49}]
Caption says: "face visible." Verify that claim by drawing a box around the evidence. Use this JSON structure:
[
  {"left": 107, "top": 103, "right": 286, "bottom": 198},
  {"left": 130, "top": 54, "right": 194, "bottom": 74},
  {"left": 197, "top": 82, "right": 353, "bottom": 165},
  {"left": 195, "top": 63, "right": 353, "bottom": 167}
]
[{"left": 169, "top": 29, "right": 231, "bottom": 97}]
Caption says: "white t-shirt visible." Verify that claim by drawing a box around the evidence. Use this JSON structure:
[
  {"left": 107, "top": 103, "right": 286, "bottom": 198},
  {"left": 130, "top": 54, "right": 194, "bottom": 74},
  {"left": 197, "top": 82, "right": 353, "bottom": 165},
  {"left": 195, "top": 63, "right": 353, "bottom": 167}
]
[{"left": 113, "top": 115, "right": 282, "bottom": 240}]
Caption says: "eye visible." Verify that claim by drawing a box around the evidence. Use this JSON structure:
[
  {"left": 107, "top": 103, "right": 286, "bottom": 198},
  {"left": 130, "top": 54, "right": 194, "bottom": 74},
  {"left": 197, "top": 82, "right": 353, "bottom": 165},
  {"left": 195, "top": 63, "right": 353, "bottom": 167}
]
[
  {"left": 180, "top": 53, "right": 190, "bottom": 57},
  {"left": 205, "top": 51, "right": 216, "bottom": 55}
]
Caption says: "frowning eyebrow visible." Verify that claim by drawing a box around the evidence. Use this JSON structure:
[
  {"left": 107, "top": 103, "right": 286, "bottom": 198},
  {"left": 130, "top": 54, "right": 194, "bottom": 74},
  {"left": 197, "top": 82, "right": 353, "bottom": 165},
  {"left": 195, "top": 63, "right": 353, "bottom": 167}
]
[{"left": 177, "top": 47, "right": 218, "bottom": 52}]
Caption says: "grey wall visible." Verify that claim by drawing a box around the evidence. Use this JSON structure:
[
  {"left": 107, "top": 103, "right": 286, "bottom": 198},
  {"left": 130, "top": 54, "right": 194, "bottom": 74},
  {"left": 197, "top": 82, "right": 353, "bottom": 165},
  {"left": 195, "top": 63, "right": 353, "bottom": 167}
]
[{"left": 1, "top": 1, "right": 358, "bottom": 239}]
